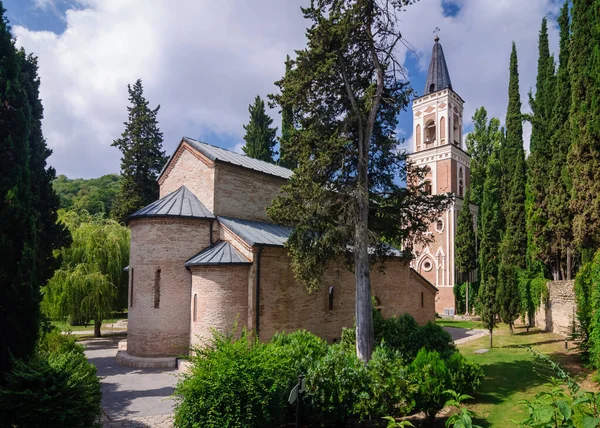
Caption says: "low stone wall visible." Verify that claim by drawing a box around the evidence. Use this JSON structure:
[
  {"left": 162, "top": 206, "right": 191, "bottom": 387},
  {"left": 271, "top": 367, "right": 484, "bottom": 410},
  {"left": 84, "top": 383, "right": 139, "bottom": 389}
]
[{"left": 535, "top": 280, "right": 576, "bottom": 336}]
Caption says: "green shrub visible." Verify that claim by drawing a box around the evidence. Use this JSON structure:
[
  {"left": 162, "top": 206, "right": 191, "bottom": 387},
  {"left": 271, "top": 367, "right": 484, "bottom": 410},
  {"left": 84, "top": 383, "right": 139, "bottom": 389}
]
[
  {"left": 0, "top": 331, "right": 101, "bottom": 428},
  {"left": 445, "top": 352, "right": 484, "bottom": 396}
]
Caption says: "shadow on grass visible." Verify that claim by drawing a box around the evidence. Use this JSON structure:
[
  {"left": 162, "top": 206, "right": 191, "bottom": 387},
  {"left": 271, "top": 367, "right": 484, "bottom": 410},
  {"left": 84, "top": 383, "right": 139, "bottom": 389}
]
[{"left": 502, "top": 338, "right": 565, "bottom": 348}]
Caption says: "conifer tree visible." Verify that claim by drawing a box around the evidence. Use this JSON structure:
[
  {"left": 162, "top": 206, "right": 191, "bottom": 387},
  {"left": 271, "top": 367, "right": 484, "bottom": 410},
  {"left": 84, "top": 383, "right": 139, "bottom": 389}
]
[
  {"left": 568, "top": 0, "right": 600, "bottom": 255},
  {"left": 479, "top": 148, "right": 502, "bottom": 347},
  {"left": 526, "top": 17, "right": 555, "bottom": 273},
  {"left": 242, "top": 95, "right": 277, "bottom": 163},
  {"left": 0, "top": 2, "right": 36, "bottom": 373},
  {"left": 498, "top": 43, "right": 526, "bottom": 332},
  {"left": 547, "top": 1, "right": 573, "bottom": 279},
  {"left": 278, "top": 56, "right": 296, "bottom": 169},
  {"left": 112, "top": 79, "right": 168, "bottom": 223},
  {"left": 455, "top": 189, "right": 477, "bottom": 314}
]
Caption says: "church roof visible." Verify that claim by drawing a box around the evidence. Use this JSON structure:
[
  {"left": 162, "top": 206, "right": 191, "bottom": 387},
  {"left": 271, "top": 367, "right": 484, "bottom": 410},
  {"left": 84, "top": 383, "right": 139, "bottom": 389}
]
[
  {"left": 128, "top": 185, "right": 215, "bottom": 221},
  {"left": 185, "top": 240, "right": 251, "bottom": 266},
  {"left": 163, "top": 137, "right": 293, "bottom": 180},
  {"left": 424, "top": 36, "right": 452, "bottom": 95},
  {"left": 218, "top": 216, "right": 292, "bottom": 247}
]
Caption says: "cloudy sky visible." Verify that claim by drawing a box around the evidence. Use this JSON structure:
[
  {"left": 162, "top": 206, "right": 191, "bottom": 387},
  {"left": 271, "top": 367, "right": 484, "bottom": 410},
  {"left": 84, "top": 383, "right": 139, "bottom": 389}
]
[{"left": 4, "top": 0, "right": 561, "bottom": 179}]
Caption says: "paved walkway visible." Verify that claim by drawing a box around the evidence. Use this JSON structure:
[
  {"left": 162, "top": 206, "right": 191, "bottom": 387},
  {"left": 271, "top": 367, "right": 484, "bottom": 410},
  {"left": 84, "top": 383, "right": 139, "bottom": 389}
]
[
  {"left": 83, "top": 338, "right": 179, "bottom": 428},
  {"left": 444, "top": 326, "right": 488, "bottom": 344}
]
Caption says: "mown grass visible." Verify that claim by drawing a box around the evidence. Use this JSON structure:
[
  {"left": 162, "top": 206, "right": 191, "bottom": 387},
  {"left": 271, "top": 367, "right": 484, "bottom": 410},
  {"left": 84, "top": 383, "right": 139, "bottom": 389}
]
[
  {"left": 51, "top": 313, "right": 127, "bottom": 332},
  {"left": 436, "top": 318, "right": 484, "bottom": 330}
]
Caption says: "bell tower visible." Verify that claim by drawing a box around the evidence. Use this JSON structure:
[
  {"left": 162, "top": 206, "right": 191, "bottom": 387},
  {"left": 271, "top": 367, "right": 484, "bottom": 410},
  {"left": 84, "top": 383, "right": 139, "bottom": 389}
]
[{"left": 408, "top": 35, "right": 476, "bottom": 315}]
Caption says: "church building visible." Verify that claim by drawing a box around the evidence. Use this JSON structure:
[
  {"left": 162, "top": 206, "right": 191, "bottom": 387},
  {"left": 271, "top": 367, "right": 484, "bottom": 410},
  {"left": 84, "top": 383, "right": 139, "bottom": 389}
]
[{"left": 408, "top": 36, "right": 478, "bottom": 315}]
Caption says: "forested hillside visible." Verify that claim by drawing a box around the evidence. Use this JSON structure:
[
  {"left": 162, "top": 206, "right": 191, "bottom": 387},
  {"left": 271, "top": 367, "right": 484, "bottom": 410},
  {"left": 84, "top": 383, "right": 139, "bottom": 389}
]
[{"left": 53, "top": 174, "right": 121, "bottom": 216}]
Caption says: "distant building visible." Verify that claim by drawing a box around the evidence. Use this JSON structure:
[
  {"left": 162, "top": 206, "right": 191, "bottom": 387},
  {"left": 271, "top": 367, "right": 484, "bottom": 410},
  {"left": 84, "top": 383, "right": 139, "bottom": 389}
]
[
  {"left": 408, "top": 36, "right": 478, "bottom": 315},
  {"left": 120, "top": 136, "right": 437, "bottom": 367}
]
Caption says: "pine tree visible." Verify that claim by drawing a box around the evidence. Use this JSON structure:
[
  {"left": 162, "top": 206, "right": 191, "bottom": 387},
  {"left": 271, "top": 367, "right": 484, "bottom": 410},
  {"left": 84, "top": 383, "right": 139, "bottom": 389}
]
[
  {"left": 278, "top": 56, "right": 296, "bottom": 169},
  {"left": 242, "top": 95, "right": 277, "bottom": 163},
  {"left": 112, "top": 79, "right": 168, "bottom": 223},
  {"left": 568, "top": 0, "right": 600, "bottom": 255},
  {"left": 526, "top": 17, "right": 556, "bottom": 273},
  {"left": 479, "top": 148, "right": 502, "bottom": 347},
  {"left": 0, "top": 2, "right": 36, "bottom": 373},
  {"left": 268, "top": 0, "right": 451, "bottom": 362},
  {"left": 547, "top": 1, "right": 573, "bottom": 279},
  {"left": 455, "top": 189, "right": 477, "bottom": 314},
  {"left": 498, "top": 43, "right": 526, "bottom": 332}
]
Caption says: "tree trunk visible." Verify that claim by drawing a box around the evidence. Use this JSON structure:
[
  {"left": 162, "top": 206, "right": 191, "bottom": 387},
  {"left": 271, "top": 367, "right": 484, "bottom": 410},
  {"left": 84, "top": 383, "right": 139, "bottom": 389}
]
[
  {"left": 465, "top": 281, "right": 470, "bottom": 316},
  {"left": 355, "top": 181, "right": 373, "bottom": 363},
  {"left": 489, "top": 329, "right": 493, "bottom": 348},
  {"left": 566, "top": 247, "right": 572, "bottom": 280},
  {"left": 94, "top": 320, "right": 102, "bottom": 338}
]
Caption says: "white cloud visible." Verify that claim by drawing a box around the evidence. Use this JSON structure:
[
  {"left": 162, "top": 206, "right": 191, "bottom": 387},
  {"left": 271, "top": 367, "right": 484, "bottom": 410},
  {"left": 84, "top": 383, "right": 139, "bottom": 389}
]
[{"left": 13, "top": 0, "right": 559, "bottom": 178}]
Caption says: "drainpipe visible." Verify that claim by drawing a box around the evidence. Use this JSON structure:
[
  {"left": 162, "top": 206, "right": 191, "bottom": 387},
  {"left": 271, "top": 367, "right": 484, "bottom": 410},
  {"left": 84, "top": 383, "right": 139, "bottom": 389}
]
[{"left": 255, "top": 247, "right": 263, "bottom": 339}]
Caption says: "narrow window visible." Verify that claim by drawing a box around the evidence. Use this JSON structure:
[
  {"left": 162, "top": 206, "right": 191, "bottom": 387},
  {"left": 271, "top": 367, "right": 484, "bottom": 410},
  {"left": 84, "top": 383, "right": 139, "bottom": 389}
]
[
  {"left": 429, "top": 83, "right": 435, "bottom": 93},
  {"left": 421, "top": 292, "right": 424, "bottom": 308},
  {"left": 193, "top": 294, "right": 197, "bottom": 322},
  {"left": 154, "top": 269, "right": 161, "bottom": 309},
  {"left": 129, "top": 267, "right": 134, "bottom": 308},
  {"left": 328, "top": 286, "right": 334, "bottom": 310},
  {"left": 424, "top": 181, "right": 432, "bottom": 195}
]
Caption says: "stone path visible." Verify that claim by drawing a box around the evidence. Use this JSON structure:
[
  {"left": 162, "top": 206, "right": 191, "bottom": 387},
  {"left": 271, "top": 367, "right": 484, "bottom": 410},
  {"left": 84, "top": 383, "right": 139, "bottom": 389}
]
[
  {"left": 444, "top": 326, "right": 488, "bottom": 344},
  {"left": 83, "top": 338, "right": 178, "bottom": 428}
]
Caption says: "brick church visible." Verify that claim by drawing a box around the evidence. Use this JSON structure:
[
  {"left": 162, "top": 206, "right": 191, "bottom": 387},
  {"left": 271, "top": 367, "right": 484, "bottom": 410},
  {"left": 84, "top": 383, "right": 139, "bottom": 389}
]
[
  {"left": 118, "top": 36, "right": 474, "bottom": 368},
  {"left": 408, "top": 35, "right": 478, "bottom": 315}
]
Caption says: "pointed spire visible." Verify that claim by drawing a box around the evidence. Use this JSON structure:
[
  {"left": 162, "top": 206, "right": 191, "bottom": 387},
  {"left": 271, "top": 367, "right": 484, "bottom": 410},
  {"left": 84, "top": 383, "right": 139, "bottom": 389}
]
[{"left": 424, "top": 36, "right": 453, "bottom": 95}]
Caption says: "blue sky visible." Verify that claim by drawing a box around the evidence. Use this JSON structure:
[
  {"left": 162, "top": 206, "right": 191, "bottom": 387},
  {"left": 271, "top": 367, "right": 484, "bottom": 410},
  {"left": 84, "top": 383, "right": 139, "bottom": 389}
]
[{"left": 5, "top": 0, "right": 561, "bottom": 178}]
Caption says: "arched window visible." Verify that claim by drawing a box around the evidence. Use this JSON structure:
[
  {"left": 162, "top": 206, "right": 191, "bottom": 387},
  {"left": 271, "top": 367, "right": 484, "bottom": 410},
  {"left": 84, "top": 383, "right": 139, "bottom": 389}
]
[
  {"left": 416, "top": 124, "right": 421, "bottom": 151},
  {"left": 436, "top": 218, "right": 444, "bottom": 232},
  {"left": 423, "top": 180, "right": 432, "bottom": 195},
  {"left": 459, "top": 167, "right": 464, "bottom": 197},
  {"left": 425, "top": 120, "right": 436, "bottom": 144},
  {"left": 129, "top": 267, "right": 134, "bottom": 308},
  {"left": 193, "top": 294, "right": 197, "bottom": 322},
  {"left": 453, "top": 113, "right": 460, "bottom": 145},
  {"left": 421, "top": 292, "right": 424, "bottom": 308},
  {"left": 429, "top": 83, "right": 435, "bottom": 93},
  {"left": 328, "top": 286, "right": 334, "bottom": 311},
  {"left": 154, "top": 269, "right": 161, "bottom": 309},
  {"left": 422, "top": 258, "right": 433, "bottom": 272},
  {"left": 440, "top": 117, "right": 446, "bottom": 142}
]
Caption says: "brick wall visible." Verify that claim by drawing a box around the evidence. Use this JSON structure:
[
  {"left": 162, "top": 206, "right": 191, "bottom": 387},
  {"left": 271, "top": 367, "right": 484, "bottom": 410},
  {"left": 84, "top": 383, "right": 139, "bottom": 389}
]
[
  {"left": 189, "top": 265, "right": 250, "bottom": 347},
  {"left": 535, "top": 280, "right": 576, "bottom": 336},
  {"left": 127, "top": 217, "right": 212, "bottom": 357},
  {"left": 159, "top": 146, "right": 216, "bottom": 212},
  {"left": 213, "top": 162, "right": 286, "bottom": 222}
]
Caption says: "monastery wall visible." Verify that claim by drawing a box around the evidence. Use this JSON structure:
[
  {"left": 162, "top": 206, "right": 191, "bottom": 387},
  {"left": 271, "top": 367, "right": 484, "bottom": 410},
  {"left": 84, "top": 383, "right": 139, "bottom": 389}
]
[
  {"left": 535, "top": 280, "right": 576, "bottom": 336},
  {"left": 213, "top": 162, "right": 286, "bottom": 222},
  {"left": 127, "top": 217, "right": 211, "bottom": 357}
]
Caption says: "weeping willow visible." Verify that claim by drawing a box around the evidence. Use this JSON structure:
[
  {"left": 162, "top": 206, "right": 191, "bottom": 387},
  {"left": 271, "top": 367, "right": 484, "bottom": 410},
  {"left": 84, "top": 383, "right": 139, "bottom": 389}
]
[{"left": 43, "top": 210, "right": 129, "bottom": 336}]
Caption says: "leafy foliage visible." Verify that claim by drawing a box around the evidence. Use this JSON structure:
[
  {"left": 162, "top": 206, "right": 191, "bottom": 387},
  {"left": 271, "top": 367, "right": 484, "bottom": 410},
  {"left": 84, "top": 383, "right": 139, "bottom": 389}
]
[
  {"left": 42, "top": 210, "right": 129, "bottom": 335},
  {"left": 455, "top": 189, "right": 477, "bottom": 290},
  {"left": 454, "top": 282, "right": 479, "bottom": 316},
  {"left": 53, "top": 174, "right": 121, "bottom": 216},
  {"left": 278, "top": 55, "right": 296, "bottom": 169},
  {"left": 242, "top": 95, "right": 277, "bottom": 163},
  {"left": 0, "top": 330, "right": 101, "bottom": 427},
  {"left": 111, "top": 79, "right": 168, "bottom": 222},
  {"left": 444, "top": 390, "right": 482, "bottom": 428}
]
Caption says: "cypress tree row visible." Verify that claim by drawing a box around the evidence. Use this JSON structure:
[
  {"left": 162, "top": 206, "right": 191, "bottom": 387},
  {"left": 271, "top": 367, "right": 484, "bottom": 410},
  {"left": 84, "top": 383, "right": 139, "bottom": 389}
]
[
  {"left": 568, "top": 0, "right": 600, "bottom": 256},
  {"left": 242, "top": 95, "right": 277, "bottom": 163},
  {"left": 526, "top": 17, "right": 555, "bottom": 274},
  {"left": 547, "top": 1, "right": 573, "bottom": 280},
  {"left": 455, "top": 189, "right": 477, "bottom": 314},
  {"left": 498, "top": 43, "right": 526, "bottom": 332}
]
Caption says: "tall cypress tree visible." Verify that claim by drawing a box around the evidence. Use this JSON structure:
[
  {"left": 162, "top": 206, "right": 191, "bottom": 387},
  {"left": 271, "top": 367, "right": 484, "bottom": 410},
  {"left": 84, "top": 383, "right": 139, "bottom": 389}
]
[
  {"left": 0, "top": 1, "right": 36, "bottom": 373},
  {"left": 479, "top": 147, "right": 502, "bottom": 347},
  {"left": 242, "top": 95, "right": 277, "bottom": 163},
  {"left": 112, "top": 79, "right": 168, "bottom": 223},
  {"left": 455, "top": 189, "right": 477, "bottom": 314},
  {"left": 568, "top": 0, "right": 600, "bottom": 255},
  {"left": 526, "top": 17, "right": 556, "bottom": 273},
  {"left": 547, "top": 2, "right": 573, "bottom": 279},
  {"left": 498, "top": 43, "right": 526, "bottom": 332},
  {"left": 278, "top": 56, "right": 296, "bottom": 169}
]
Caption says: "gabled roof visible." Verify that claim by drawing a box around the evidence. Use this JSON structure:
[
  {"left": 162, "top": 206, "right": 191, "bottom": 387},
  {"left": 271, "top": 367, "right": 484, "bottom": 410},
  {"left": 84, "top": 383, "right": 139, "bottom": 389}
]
[
  {"left": 160, "top": 137, "right": 293, "bottom": 181},
  {"left": 185, "top": 240, "right": 251, "bottom": 267},
  {"left": 424, "top": 36, "right": 453, "bottom": 95},
  {"left": 128, "top": 185, "right": 214, "bottom": 221},
  {"left": 218, "top": 216, "right": 292, "bottom": 247}
]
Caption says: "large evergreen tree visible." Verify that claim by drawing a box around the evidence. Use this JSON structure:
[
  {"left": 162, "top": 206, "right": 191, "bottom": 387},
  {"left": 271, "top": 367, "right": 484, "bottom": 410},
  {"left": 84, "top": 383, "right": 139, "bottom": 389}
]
[
  {"left": 568, "top": 0, "right": 600, "bottom": 255},
  {"left": 112, "top": 79, "right": 168, "bottom": 223},
  {"left": 547, "top": 1, "right": 573, "bottom": 279},
  {"left": 278, "top": 56, "right": 296, "bottom": 169},
  {"left": 526, "top": 17, "right": 556, "bottom": 273},
  {"left": 455, "top": 189, "right": 477, "bottom": 314},
  {"left": 0, "top": 2, "right": 37, "bottom": 374},
  {"left": 269, "top": 0, "right": 448, "bottom": 362},
  {"left": 242, "top": 95, "right": 277, "bottom": 163},
  {"left": 498, "top": 43, "right": 526, "bottom": 332},
  {"left": 479, "top": 148, "right": 502, "bottom": 347}
]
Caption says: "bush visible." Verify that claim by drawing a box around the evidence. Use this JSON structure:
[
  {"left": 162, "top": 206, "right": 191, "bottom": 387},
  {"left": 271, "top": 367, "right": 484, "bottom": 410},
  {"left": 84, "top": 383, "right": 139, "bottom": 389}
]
[{"left": 0, "top": 331, "right": 101, "bottom": 428}]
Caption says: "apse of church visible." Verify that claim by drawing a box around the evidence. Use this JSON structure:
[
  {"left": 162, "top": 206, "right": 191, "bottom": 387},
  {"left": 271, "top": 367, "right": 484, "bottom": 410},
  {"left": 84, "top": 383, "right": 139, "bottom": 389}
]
[{"left": 408, "top": 35, "right": 478, "bottom": 315}]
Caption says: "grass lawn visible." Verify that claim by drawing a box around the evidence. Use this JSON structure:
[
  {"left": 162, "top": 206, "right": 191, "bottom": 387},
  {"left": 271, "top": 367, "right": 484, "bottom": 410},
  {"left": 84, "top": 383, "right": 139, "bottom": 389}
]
[
  {"left": 456, "top": 324, "right": 596, "bottom": 427},
  {"left": 436, "top": 318, "right": 484, "bottom": 330},
  {"left": 51, "top": 314, "right": 127, "bottom": 332}
]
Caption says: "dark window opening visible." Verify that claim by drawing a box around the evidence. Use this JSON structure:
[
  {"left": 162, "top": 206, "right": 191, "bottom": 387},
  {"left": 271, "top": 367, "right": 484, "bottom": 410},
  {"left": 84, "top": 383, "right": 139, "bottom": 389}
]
[
  {"left": 424, "top": 181, "right": 432, "bottom": 195},
  {"left": 436, "top": 218, "right": 443, "bottom": 231},
  {"left": 421, "top": 292, "right": 424, "bottom": 308},
  {"left": 429, "top": 83, "right": 435, "bottom": 93},
  {"left": 129, "top": 267, "right": 134, "bottom": 308},
  {"left": 154, "top": 269, "right": 161, "bottom": 309},
  {"left": 328, "top": 286, "right": 334, "bottom": 310},
  {"left": 193, "top": 294, "right": 197, "bottom": 322}
]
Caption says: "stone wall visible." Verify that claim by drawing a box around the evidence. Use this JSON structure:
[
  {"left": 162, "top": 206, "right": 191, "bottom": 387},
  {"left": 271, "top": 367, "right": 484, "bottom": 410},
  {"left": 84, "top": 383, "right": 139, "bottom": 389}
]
[
  {"left": 127, "top": 217, "right": 211, "bottom": 357},
  {"left": 535, "top": 280, "right": 576, "bottom": 336}
]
